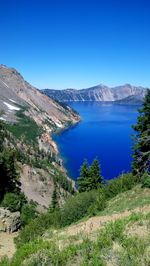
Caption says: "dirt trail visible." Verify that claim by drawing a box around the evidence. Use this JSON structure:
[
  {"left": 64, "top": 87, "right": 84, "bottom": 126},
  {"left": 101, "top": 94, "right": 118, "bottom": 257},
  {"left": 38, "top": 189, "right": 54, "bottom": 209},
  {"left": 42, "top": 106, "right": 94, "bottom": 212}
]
[
  {"left": 0, "top": 232, "right": 18, "bottom": 259},
  {"left": 61, "top": 205, "right": 150, "bottom": 237}
]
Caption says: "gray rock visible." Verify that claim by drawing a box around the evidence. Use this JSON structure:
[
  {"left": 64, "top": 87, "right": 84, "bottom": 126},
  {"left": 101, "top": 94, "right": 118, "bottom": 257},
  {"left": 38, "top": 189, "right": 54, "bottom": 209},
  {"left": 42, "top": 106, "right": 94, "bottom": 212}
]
[
  {"left": 0, "top": 207, "right": 21, "bottom": 233},
  {"left": 43, "top": 84, "right": 147, "bottom": 102}
]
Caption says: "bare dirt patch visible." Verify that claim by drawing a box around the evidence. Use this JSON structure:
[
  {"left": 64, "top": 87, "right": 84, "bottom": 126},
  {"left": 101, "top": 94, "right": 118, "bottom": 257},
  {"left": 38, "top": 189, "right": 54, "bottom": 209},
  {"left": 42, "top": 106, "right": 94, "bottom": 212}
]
[
  {"left": 126, "top": 220, "right": 150, "bottom": 238},
  {"left": 0, "top": 232, "right": 18, "bottom": 259},
  {"left": 59, "top": 205, "right": 150, "bottom": 238}
]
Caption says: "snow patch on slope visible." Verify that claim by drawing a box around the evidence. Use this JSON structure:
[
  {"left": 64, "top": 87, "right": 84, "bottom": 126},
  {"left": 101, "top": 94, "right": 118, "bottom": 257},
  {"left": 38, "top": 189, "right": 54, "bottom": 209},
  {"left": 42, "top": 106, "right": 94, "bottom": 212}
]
[
  {"left": 4, "top": 102, "right": 20, "bottom": 111},
  {"left": 0, "top": 117, "right": 6, "bottom": 121},
  {"left": 9, "top": 99, "right": 17, "bottom": 104},
  {"left": 55, "top": 122, "right": 63, "bottom": 128}
]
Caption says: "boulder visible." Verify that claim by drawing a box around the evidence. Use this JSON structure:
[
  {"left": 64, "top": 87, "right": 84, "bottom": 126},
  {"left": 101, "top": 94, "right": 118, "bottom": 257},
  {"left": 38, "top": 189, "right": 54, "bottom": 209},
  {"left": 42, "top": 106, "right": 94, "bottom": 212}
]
[{"left": 0, "top": 207, "right": 21, "bottom": 233}]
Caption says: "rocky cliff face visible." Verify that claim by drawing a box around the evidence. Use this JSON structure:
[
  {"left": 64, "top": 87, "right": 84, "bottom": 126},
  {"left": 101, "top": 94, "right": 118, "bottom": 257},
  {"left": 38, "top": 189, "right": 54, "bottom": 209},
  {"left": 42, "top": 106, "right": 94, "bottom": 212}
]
[
  {"left": 0, "top": 65, "right": 79, "bottom": 153},
  {"left": 0, "top": 64, "right": 79, "bottom": 208},
  {"left": 0, "top": 65, "right": 79, "bottom": 125},
  {"left": 44, "top": 84, "right": 147, "bottom": 103}
]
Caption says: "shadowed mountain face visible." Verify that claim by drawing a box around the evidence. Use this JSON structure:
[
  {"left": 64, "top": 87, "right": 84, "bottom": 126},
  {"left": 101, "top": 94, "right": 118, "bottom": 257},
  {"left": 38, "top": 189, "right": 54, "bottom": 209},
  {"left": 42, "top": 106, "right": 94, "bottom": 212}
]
[{"left": 44, "top": 84, "right": 147, "bottom": 103}]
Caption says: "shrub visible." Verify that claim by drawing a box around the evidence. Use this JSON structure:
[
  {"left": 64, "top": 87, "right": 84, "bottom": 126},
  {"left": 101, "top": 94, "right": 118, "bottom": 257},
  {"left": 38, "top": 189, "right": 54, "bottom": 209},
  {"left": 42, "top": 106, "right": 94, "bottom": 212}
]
[
  {"left": 15, "top": 172, "right": 143, "bottom": 248},
  {"left": 141, "top": 172, "right": 150, "bottom": 188},
  {"left": 97, "top": 219, "right": 126, "bottom": 250},
  {"left": 120, "top": 236, "right": 148, "bottom": 266},
  {"left": 88, "top": 189, "right": 107, "bottom": 216},
  {"left": 103, "top": 173, "right": 138, "bottom": 199},
  {"left": 61, "top": 190, "right": 97, "bottom": 226},
  {"left": 15, "top": 211, "right": 61, "bottom": 248},
  {"left": 7, "top": 239, "right": 78, "bottom": 266},
  {"left": 0, "top": 192, "right": 26, "bottom": 212},
  {"left": 0, "top": 256, "right": 10, "bottom": 266},
  {"left": 20, "top": 201, "right": 38, "bottom": 226},
  {"left": 15, "top": 191, "right": 97, "bottom": 247}
]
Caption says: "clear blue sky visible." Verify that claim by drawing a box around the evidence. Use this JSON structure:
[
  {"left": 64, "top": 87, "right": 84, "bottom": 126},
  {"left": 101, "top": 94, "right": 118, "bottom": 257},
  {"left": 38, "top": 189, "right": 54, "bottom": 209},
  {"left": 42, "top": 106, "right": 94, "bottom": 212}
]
[{"left": 0, "top": 0, "right": 150, "bottom": 89}]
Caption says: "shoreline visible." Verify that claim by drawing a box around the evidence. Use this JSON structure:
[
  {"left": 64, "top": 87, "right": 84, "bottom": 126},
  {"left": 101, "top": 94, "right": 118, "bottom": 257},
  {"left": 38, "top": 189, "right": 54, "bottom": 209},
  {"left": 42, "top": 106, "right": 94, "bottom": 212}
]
[{"left": 50, "top": 116, "right": 81, "bottom": 182}]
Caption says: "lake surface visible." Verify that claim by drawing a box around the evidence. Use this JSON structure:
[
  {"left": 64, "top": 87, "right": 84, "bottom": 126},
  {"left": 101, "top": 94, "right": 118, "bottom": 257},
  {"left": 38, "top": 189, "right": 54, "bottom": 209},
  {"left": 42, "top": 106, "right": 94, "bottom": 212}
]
[{"left": 53, "top": 102, "right": 139, "bottom": 180}]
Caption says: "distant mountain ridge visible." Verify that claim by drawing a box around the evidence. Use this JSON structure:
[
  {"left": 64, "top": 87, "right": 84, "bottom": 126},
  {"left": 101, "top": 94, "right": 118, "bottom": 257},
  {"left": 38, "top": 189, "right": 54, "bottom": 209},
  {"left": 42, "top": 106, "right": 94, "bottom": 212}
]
[{"left": 44, "top": 84, "right": 147, "bottom": 103}]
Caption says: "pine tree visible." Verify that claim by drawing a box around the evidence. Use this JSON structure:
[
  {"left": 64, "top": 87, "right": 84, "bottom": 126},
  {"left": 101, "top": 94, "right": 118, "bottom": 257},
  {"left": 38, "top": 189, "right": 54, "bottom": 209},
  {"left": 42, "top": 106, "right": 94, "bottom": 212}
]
[
  {"left": 78, "top": 158, "right": 103, "bottom": 192},
  {"left": 0, "top": 120, "right": 6, "bottom": 152},
  {"left": 77, "top": 159, "right": 90, "bottom": 192},
  {"left": 0, "top": 150, "right": 20, "bottom": 200},
  {"left": 88, "top": 158, "right": 103, "bottom": 190},
  {"left": 49, "top": 183, "right": 59, "bottom": 211},
  {"left": 132, "top": 89, "right": 150, "bottom": 175}
]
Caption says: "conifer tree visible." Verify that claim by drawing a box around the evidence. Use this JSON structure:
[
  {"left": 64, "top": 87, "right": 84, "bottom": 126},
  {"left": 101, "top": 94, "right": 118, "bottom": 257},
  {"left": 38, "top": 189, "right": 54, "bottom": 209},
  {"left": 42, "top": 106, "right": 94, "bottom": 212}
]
[
  {"left": 49, "top": 183, "right": 59, "bottom": 211},
  {"left": 0, "top": 120, "right": 5, "bottom": 152},
  {"left": 132, "top": 89, "right": 150, "bottom": 175},
  {"left": 88, "top": 158, "right": 103, "bottom": 190},
  {"left": 78, "top": 158, "right": 103, "bottom": 192},
  {"left": 77, "top": 159, "right": 90, "bottom": 192},
  {"left": 0, "top": 150, "right": 20, "bottom": 200}
]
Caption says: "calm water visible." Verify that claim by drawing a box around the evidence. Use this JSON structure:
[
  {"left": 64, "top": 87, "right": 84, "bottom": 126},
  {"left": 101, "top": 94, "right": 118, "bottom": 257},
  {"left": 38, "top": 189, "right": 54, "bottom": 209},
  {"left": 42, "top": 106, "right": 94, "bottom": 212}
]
[{"left": 53, "top": 102, "right": 139, "bottom": 180}]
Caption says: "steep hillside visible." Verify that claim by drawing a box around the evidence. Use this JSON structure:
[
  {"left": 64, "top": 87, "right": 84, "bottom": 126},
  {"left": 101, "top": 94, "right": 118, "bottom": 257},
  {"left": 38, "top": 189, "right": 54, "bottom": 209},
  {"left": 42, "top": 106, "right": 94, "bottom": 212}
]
[
  {"left": 114, "top": 94, "right": 145, "bottom": 105},
  {"left": 0, "top": 64, "right": 80, "bottom": 208},
  {"left": 0, "top": 65, "right": 79, "bottom": 131},
  {"left": 44, "top": 84, "right": 147, "bottom": 102},
  {"left": 1, "top": 185, "right": 150, "bottom": 265}
]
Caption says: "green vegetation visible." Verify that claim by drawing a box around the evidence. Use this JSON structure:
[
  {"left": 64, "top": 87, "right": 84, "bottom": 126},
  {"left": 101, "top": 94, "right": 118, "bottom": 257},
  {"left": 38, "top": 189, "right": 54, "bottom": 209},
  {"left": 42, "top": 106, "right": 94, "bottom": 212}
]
[
  {"left": 0, "top": 89, "right": 150, "bottom": 265},
  {"left": 103, "top": 172, "right": 139, "bottom": 199},
  {"left": 101, "top": 185, "right": 150, "bottom": 215},
  {"left": 0, "top": 149, "right": 20, "bottom": 201},
  {"left": 0, "top": 108, "right": 75, "bottom": 214},
  {"left": 0, "top": 192, "right": 26, "bottom": 212},
  {"left": 77, "top": 159, "right": 89, "bottom": 192},
  {"left": 78, "top": 158, "right": 103, "bottom": 192},
  {"left": 20, "top": 201, "right": 38, "bottom": 226},
  {"left": 49, "top": 183, "right": 59, "bottom": 211},
  {"left": 141, "top": 172, "right": 150, "bottom": 188},
  {"left": 0, "top": 121, "right": 38, "bottom": 227},
  {"left": 1, "top": 212, "right": 150, "bottom": 266},
  {"left": 0, "top": 192, "right": 38, "bottom": 226},
  {"left": 14, "top": 172, "right": 140, "bottom": 248},
  {"left": 53, "top": 169, "right": 75, "bottom": 194},
  {"left": 6, "top": 107, "right": 43, "bottom": 144},
  {"left": 60, "top": 190, "right": 98, "bottom": 226},
  {"left": 132, "top": 89, "right": 150, "bottom": 175},
  {"left": 15, "top": 190, "right": 99, "bottom": 248},
  {"left": 15, "top": 211, "right": 61, "bottom": 248}
]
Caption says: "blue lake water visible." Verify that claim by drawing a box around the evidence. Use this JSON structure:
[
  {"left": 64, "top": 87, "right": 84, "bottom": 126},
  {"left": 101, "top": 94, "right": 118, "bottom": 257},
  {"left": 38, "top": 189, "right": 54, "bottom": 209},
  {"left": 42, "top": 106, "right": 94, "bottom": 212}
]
[{"left": 53, "top": 102, "right": 139, "bottom": 180}]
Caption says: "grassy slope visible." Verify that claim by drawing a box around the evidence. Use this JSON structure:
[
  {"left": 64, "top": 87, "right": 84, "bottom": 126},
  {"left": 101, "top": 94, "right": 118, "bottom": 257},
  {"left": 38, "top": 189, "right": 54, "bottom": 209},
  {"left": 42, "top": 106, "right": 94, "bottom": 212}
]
[
  {"left": 1, "top": 185, "right": 150, "bottom": 266},
  {"left": 101, "top": 185, "right": 150, "bottom": 215}
]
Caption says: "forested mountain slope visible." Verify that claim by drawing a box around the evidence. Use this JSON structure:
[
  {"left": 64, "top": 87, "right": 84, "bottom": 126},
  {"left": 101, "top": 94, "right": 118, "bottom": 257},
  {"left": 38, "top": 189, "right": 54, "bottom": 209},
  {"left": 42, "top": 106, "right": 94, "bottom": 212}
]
[{"left": 0, "top": 65, "right": 80, "bottom": 208}]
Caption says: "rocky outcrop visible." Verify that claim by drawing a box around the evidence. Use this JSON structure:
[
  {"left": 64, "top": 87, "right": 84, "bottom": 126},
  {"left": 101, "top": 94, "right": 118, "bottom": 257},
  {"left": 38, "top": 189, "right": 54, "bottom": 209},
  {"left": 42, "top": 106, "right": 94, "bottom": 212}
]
[
  {"left": 0, "top": 208, "right": 21, "bottom": 233},
  {"left": 44, "top": 84, "right": 147, "bottom": 103}
]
